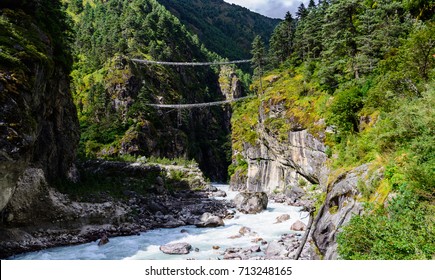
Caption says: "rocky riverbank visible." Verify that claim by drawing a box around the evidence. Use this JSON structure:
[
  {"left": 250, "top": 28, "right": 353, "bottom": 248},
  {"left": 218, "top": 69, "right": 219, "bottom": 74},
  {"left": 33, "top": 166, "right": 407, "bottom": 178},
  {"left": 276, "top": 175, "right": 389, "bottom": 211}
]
[{"left": 0, "top": 160, "right": 232, "bottom": 259}]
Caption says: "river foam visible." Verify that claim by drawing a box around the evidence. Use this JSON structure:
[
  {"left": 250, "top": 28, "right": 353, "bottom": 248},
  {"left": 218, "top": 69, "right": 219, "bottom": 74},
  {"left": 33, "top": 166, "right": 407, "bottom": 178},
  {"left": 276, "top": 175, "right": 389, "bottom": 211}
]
[{"left": 11, "top": 185, "right": 308, "bottom": 260}]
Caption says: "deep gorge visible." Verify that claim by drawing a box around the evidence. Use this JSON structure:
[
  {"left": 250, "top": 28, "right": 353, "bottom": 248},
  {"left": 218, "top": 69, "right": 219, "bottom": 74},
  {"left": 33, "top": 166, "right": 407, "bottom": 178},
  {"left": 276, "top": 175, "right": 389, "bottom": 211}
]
[{"left": 1, "top": 0, "right": 434, "bottom": 260}]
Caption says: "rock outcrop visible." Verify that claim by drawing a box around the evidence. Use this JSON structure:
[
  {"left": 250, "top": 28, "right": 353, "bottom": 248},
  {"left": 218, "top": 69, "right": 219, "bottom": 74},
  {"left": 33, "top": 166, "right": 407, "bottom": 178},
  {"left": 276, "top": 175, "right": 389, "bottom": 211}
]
[
  {"left": 311, "top": 164, "right": 382, "bottom": 260},
  {"left": 242, "top": 129, "right": 328, "bottom": 194},
  {"left": 229, "top": 90, "right": 385, "bottom": 259}
]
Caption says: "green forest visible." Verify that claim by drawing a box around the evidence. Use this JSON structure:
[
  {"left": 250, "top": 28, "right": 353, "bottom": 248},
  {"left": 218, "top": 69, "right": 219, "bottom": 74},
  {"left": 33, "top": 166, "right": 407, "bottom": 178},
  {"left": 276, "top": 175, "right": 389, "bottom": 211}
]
[
  {"left": 232, "top": 0, "right": 434, "bottom": 259},
  {"left": 67, "top": 0, "right": 237, "bottom": 180},
  {"left": 0, "top": 0, "right": 434, "bottom": 260},
  {"left": 158, "top": 0, "right": 280, "bottom": 60}
]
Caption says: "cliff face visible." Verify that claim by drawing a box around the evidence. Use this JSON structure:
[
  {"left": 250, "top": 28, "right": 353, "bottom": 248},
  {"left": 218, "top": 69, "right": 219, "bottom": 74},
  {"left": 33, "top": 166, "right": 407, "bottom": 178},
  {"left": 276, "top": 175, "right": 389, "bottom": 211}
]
[
  {"left": 230, "top": 110, "right": 370, "bottom": 259},
  {"left": 311, "top": 164, "right": 376, "bottom": 259},
  {"left": 230, "top": 73, "right": 383, "bottom": 259},
  {"left": 0, "top": 6, "right": 80, "bottom": 212}
]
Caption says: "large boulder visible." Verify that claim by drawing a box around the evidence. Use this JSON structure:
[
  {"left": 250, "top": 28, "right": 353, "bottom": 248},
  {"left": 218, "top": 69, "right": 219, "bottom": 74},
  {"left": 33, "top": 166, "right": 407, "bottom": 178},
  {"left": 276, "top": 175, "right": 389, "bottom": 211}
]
[
  {"left": 233, "top": 192, "right": 268, "bottom": 214},
  {"left": 195, "top": 212, "right": 224, "bottom": 228},
  {"left": 290, "top": 220, "right": 306, "bottom": 231},
  {"left": 160, "top": 242, "right": 192, "bottom": 255},
  {"left": 275, "top": 214, "right": 291, "bottom": 224}
]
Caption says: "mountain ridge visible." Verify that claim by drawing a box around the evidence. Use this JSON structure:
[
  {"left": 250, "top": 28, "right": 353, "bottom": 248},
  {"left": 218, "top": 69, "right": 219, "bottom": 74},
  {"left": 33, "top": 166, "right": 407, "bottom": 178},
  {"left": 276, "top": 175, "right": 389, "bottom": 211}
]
[{"left": 157, "top": 0, "right": 280, "bottom": 60}]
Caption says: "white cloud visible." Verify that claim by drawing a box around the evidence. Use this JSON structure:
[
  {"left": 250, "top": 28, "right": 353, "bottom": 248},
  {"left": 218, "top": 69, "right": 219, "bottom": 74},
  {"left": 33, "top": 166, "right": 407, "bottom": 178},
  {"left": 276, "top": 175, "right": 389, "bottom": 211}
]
[{"left": 224, "top": 0, "right": 309, "bottom": 18}]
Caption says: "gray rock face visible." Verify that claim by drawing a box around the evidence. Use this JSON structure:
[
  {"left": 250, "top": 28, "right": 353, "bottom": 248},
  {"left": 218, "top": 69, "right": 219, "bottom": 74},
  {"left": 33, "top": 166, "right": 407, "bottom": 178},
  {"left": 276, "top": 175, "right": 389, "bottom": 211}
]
[
  {"left": 196, "top": 212, "right": 225, "bottom": 228},
  {"left": 3, "top": 168, "right": 130, "bottom": 228},
  {"left": 312, "top": 164, "right": 381, "bottom": 259},
  {"left": 231, "top": 129, "right": 328, "bottom": 195},
  {"left": 233, "top": 192, "right": 268, "bottom": 214},
  {"left": 160, "top": 243, "right": 192, "bottom": 255}
]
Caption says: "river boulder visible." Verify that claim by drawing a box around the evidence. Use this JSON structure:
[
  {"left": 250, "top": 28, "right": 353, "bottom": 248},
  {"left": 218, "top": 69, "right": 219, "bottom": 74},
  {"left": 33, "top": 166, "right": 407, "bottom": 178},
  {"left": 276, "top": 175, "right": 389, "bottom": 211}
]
[
  {"left": 275, "top": 214, "right": 291, "bottom": 224},
  {"left": 97, "top": 234, "right": 109, "bottom": 246},
  {"left": 195, "top": 212, "right": 224, "bottom": 228},
  {"left": 160, "top": 242, "right": 192, "bottom": 255},
  {"left": 290, "top": 220, "right": 307, "bottom": 231},
  {"left": 233, "top": 192, "right": 268, "bottom": 214},
  {"left": 210, "top": 190, "right": 227, "bottom": 198}
]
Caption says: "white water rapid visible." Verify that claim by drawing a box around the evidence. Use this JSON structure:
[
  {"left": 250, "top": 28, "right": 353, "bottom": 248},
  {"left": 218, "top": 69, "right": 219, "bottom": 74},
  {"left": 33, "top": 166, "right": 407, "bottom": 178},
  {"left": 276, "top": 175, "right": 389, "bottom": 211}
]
[{"left": 11, "top": 185, "right": 308, "bottom": 260}]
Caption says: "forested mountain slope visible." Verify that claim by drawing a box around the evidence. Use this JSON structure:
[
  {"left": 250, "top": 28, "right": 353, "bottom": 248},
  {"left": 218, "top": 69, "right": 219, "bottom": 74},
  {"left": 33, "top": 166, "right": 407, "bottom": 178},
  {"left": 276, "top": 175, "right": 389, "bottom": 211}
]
[
  {"left": 231, "top": 0, "right": 435, "bottom": 259},
  {"left": 66, "top": 0, "right": 238, "bottom": 180},
  {"left": 157, "top": 0, "right": 280, "bottom": 60}
]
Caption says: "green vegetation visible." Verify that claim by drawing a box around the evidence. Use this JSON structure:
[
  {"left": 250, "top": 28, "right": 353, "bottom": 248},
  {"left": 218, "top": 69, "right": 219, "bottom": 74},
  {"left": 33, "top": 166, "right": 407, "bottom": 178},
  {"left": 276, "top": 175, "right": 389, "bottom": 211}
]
[
  {"left": 157, "top": 0, "right": 280, "bottom": 61},
  {"left": 232, "top": 0, "right": 434, "bottom": 259},
  {"left": 0, "top": 1, "right": 72, "bottom": 72},
  {"left": 338, "top": 190, "right": 435, "bottom": 260},
  {"left": 65, "top": 0, "right": 234, "bottom": 180}
]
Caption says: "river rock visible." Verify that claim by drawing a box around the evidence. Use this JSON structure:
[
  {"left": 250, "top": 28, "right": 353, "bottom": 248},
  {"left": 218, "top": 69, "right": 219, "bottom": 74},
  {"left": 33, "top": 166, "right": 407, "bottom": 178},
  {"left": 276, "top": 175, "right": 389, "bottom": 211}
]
[
  {"left": 265, "top": 240, "right": 288, "bottom": 259},
  {"left": 211, "top": 190, "right": 227, "bottom": 198},
  {"left": 290, "top": 220, "right": 306, "bottom": 231},
  {"left": 98, "top": 234, "right": 109, "bottom": 246},
  {"left": 250, "top": 245, "right": 261, "bottom": 252},
  {"left": 275, "top": 214, "right": 291, "bottom": 224},
  {"left": 251, "top": 237, "right": 263, "bottom": 243},
  {"left": 239, "top": 226, "right": 252, "bottom": 236},
  {"left": 204, "top": 185, "right": 218, "bottom": 192},
  {"left": 233, "top": 192, "right": 268, "bottom": 214},
  {"left": 160, "top": 242, "right": 192, "bottom": 255},
  {"left": 196, "top": 212, "right": 224, "bottom": 228}
]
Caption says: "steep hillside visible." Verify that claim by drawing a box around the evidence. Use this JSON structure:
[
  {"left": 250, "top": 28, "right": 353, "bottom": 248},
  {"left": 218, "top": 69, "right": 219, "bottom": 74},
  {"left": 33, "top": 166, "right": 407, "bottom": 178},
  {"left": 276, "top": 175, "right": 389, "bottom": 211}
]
[
  {"left": 0, "top": 0, "right": 79, "bottom": 212},
  {"left": 231, "top": 0, "right": 435, "bottom": 259},
  {"left": 157, "top": 0, "right": 280, "bottom": 60},
  {"left": 67, "top": 0, "right": 235, "bottom": 180}
]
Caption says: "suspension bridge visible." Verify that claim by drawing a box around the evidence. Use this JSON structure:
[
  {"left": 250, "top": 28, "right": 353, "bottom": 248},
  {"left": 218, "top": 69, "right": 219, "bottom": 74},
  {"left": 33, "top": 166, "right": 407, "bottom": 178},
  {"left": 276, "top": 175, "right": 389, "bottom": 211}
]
[
  {"left": 143, "top": 95, "right": 253, "bottom": 109},
  {"left": 131, "top": 58, "right": 252, "bottom": 67},
  {"left": 131, "top": 57, "right": 255, "bottom": 109}
]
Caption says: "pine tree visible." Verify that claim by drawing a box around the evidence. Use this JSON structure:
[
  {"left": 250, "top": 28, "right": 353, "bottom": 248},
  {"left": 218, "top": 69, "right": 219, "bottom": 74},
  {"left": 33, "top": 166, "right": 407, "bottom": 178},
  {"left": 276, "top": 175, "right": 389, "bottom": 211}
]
[
  {"left": 355, "top": 0, "right": 411, "bottom": 76},
  {"left": 251, "top": 35, "right": 266, "bottom": 92},
  {"left": 296, "top": 3, "right": 308, "bottom": 19},
  {"left": 269, "top": 12, "right": 295, "bottom": 66},
  {"left": 294, "top": 1, "right": 327, "bottom": 61},
  {"left": 321, "top": 0, "right": 362, "bottom": 81}
]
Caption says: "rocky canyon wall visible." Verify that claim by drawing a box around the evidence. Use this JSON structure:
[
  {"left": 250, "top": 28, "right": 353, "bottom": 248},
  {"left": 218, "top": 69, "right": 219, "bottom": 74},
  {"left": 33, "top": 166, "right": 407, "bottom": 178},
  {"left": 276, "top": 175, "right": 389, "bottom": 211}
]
[
  {"left": 0, "top": 4, "right": 80, "bottom": 213},
  {"left": 230, "top": 94, "right": 382, "bottom": 259}
]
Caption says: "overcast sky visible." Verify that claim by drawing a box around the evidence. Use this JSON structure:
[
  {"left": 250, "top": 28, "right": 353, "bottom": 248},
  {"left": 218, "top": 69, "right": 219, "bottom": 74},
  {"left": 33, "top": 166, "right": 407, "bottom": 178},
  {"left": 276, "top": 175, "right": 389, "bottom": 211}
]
[{"left": 224, "top": 0, "right": 310, "bottom": 19}]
